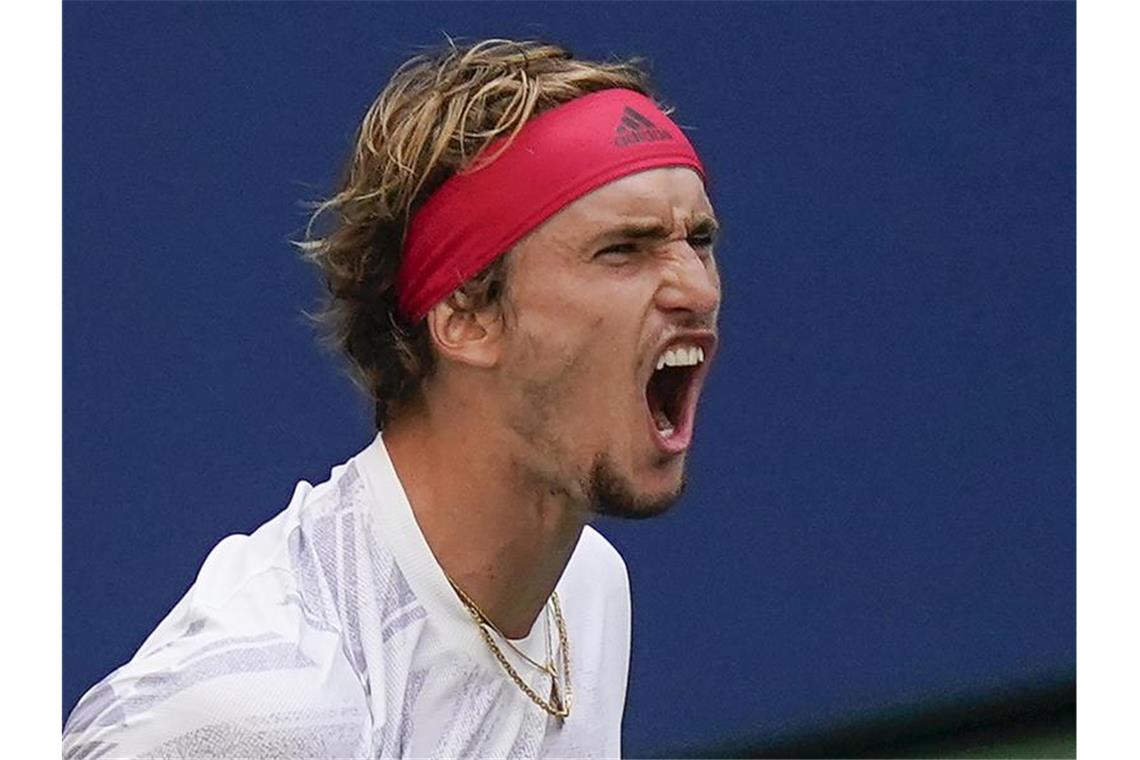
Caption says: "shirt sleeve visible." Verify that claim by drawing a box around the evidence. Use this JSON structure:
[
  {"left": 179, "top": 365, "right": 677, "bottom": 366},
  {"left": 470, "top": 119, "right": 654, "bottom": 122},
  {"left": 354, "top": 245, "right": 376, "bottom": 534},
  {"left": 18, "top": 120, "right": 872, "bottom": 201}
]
[
  {"left": 64, "top": 527, "right": 372, "bottom": 759},
  {"left": 63, "top": 636, "right": 369, "bottom": 759}
]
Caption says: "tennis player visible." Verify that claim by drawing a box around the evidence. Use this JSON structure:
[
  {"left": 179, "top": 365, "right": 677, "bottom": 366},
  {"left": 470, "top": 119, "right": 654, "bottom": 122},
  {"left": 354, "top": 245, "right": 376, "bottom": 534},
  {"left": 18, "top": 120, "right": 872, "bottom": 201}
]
[{"left": 64, "top": 38, "right": 720, "bottom": 758}]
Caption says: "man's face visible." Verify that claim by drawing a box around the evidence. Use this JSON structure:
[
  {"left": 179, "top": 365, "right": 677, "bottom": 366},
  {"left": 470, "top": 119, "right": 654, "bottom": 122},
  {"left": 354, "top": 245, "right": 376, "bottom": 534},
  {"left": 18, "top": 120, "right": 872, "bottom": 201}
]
[{"left": 497, "top": 167, "right": 721, "bottom": 518}]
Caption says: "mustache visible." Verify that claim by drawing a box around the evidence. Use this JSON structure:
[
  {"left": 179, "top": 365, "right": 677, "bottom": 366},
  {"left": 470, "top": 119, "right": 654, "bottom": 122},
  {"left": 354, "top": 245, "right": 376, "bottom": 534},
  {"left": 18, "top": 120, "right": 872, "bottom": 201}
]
[{"left": 648, "top": 316, "right": 719, "bottom": 349}]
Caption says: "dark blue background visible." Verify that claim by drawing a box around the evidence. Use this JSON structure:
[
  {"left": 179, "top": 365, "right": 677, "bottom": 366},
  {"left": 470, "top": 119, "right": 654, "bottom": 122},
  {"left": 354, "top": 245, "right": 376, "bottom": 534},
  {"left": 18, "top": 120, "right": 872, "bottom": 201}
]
[{"left": 64, "top": 2, "right": 1074, "bottom": 754}]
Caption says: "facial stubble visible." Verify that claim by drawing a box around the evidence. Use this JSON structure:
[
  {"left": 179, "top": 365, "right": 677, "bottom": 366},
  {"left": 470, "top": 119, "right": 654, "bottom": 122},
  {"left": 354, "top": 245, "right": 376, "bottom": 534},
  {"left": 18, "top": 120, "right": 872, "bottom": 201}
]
[
  {"left": 585, "top": 451, "right": 687, "bottom": 519},
  {"left": 507, "top": 329, "right": 688, "bottom": 519}
]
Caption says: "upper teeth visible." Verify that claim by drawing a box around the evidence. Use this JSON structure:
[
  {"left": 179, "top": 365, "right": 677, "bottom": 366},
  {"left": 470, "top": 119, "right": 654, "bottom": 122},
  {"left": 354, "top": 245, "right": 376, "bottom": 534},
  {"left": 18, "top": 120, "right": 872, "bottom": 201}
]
[{"left": 656, "top": 345, "right": 705, "bottom": 371}]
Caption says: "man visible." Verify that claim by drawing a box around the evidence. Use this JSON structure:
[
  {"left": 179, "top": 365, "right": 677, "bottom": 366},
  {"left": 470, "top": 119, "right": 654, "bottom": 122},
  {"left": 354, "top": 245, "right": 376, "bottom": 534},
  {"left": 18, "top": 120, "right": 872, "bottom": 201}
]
[{"left": 64, "top": 38, "right": 720, "bottom": 758}]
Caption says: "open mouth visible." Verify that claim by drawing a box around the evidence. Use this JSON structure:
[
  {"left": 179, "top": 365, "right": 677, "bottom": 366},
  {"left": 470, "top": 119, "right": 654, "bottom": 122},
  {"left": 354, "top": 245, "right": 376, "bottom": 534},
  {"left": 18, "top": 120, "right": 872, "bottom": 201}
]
[{"left": 644, "top": 340, "right": 711, "bottom": 452}]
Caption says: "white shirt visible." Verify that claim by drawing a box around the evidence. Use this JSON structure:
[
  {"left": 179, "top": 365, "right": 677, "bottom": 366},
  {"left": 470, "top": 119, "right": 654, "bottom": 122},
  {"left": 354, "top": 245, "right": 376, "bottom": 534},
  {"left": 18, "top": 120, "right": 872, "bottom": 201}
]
[{"left": 64, "top": 434, "right": 631, "bottom": 759}]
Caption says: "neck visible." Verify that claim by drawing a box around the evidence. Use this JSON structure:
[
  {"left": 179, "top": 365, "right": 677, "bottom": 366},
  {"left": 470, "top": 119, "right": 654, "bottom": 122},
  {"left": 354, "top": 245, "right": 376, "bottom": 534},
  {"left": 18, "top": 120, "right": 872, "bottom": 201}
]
[{"left": 382, "top": 396, "right": 587, "bottom": 639}]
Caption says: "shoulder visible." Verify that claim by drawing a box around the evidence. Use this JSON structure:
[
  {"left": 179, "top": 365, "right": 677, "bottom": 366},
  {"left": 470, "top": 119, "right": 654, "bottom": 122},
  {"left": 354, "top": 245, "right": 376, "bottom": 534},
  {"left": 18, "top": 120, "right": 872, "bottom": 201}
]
[
  {"left": 159, "top": 459, "right": 370, "bottom": 638},
  {"left": 571, "top": 525, "right": 629, "bottom": 588},
  {"left": 561, "top": 525, "right": 631, "bottom": 621}
]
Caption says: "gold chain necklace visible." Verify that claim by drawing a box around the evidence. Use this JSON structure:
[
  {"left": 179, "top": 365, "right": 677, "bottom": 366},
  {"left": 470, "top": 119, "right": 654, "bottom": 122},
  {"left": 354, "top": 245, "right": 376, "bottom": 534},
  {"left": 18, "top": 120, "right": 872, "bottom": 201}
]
[
  {"left": 446, "top": 577, "right": 573, "bottom": 719},
  {"left": 451, "top": 580, "right": 555, "bottom": 674}
]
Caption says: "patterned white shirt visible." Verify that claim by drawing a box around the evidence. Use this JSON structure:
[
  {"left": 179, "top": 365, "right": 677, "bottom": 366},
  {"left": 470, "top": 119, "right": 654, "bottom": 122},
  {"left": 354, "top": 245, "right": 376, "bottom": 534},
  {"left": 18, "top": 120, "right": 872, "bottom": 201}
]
[{"left": 64, "top": 434, "right": 631, "bottom": 758}]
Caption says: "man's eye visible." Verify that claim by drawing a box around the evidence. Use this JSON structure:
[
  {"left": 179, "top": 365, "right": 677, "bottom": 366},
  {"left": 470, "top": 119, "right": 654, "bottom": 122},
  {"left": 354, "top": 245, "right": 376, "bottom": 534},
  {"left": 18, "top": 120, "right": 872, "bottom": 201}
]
[
  {"left": 688, "top": 233, "right": 715, "bottom": 249},
  {"left": 594, "top": 242, "right": 637, "bottom": 258}
]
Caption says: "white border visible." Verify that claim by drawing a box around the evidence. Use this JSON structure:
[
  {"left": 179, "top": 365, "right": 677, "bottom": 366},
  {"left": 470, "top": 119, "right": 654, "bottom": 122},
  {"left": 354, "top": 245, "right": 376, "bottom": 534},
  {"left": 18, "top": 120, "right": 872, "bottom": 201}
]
[
  {"left": 1077, "top": 0, "right": 1140, "bottom": 756},
  {"left": 0, "top": 0, "right": 62, "bottom": 754}
]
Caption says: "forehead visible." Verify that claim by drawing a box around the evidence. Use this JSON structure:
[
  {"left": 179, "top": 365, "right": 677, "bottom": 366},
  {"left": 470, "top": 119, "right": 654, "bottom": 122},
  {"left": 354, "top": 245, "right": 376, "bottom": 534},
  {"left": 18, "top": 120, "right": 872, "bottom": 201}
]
[{"left": 547, "top": 167, "right": 713, "bottom": 233}]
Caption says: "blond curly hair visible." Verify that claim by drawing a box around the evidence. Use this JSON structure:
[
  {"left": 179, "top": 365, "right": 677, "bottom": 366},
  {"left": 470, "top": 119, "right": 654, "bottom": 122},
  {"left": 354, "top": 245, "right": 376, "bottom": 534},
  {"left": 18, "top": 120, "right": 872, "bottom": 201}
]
[{"left": 299, "top": 39, "right": 657, "bottom": 428}]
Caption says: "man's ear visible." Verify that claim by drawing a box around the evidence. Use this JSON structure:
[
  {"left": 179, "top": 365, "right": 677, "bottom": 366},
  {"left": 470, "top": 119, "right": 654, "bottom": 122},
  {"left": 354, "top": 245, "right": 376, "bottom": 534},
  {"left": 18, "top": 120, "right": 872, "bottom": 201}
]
[{"left": 425, "top": 295, "right": 505, "bottom": 369}]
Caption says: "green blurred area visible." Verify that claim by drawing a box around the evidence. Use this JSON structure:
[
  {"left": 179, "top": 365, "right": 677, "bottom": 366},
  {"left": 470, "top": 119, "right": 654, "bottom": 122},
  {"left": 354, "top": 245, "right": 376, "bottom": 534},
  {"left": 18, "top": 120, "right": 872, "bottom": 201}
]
[
  {"left": 888, "top": 718, "right": 1075, "bottom": 759},
  {"left": 945, "top": 730, "right": 1075, "bottom": 759}
]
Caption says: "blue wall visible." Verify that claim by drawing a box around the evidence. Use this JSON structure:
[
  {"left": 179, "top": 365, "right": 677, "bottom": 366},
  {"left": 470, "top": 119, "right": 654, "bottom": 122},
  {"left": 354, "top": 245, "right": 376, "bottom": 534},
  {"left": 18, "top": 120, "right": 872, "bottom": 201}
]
[{"left": 64, "top": 3, "right": 1074, "bottom": 754}]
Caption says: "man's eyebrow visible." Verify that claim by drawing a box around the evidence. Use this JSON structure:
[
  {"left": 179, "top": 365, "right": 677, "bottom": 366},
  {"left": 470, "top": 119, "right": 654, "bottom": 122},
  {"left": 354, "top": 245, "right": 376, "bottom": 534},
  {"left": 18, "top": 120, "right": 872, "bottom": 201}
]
[
  {"left": 592, "top": 215, "right": 720, "bottom": 244},
  {"left": 689, "top": 215, "right": 720, "bottom": 236},
  {"left": 604, "top": 219, "right": 672, "bottom": 241}
]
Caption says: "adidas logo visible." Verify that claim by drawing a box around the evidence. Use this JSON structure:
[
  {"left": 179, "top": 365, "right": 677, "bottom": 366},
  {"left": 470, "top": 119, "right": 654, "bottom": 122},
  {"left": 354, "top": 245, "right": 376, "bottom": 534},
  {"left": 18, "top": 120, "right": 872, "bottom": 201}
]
[{"left": 613, "top": 106, "right": 673, "bottom": 147}]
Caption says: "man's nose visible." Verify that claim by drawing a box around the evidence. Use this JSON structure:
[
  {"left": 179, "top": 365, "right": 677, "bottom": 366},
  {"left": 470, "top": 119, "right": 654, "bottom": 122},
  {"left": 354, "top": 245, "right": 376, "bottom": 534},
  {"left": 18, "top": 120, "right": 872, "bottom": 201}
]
[{"left": 654, "top": 245, "right": 721, "bottom": 318}]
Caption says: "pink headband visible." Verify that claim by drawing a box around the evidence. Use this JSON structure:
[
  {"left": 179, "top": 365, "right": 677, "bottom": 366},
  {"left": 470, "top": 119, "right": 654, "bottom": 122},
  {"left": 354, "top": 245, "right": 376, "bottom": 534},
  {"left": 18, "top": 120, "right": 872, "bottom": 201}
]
[{"left": 396, "top": 88, "right": 705, "bottom": 321}]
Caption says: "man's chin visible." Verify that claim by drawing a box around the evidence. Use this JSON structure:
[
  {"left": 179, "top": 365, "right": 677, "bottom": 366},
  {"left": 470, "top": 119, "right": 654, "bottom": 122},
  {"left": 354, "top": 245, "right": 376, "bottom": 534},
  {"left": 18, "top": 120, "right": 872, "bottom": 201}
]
[{"left": 585, "top": 453, "right": 686, "bottom": 520}]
